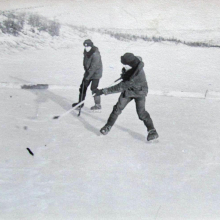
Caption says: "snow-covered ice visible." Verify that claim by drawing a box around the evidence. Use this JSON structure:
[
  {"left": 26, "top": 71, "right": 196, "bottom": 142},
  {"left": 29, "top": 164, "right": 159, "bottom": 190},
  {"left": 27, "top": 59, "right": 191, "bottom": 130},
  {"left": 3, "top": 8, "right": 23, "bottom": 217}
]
[
  {"left": 1, "top": 31, "right": 220, "bottom": 220},
  {"left": 1, "top": 85, "right": 220, "bottom": 220}
]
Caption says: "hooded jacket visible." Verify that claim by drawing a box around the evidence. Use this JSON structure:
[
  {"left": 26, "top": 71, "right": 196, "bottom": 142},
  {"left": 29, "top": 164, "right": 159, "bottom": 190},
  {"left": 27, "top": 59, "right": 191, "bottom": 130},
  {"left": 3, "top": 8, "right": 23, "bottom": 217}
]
[
  {"left": 83, "top": 46, "right": 103, "bottom": 80},
  {"left": 103, "top": 59, "right": 148, "bottom": 97}
]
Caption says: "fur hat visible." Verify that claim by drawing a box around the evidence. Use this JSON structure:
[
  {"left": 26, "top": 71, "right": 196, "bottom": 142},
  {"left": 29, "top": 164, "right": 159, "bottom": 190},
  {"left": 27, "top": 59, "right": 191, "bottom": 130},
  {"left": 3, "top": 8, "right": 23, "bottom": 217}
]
[
  {"left": 83, "top": 39, "right": 93, "bottom": 47},
  {"left": 121, "top": 53, "right": 139, "bottom": 67}
]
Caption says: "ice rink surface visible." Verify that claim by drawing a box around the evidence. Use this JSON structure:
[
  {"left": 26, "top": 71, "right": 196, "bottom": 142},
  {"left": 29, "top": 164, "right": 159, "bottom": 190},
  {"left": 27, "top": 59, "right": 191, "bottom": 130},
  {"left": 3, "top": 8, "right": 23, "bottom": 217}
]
[{"left": 1, "top": 42, "right": 220, "bottom": 219}]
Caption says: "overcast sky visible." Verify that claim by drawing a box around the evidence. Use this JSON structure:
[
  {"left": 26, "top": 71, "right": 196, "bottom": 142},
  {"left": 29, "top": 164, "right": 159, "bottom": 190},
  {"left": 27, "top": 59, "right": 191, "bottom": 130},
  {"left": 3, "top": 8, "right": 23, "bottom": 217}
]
[{"left": 1, "top": 0, "right": 220, "bottom": 30}]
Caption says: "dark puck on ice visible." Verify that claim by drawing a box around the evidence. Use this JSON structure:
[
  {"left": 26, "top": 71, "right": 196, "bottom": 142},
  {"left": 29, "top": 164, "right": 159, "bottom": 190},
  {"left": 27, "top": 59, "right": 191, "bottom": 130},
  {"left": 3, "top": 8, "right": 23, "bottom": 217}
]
[
  {"left": 53, "top": 116, "right": 59, "bottom": 119},
  {"left": 26, "top": 148, "right": 34, "bottom": 156}
]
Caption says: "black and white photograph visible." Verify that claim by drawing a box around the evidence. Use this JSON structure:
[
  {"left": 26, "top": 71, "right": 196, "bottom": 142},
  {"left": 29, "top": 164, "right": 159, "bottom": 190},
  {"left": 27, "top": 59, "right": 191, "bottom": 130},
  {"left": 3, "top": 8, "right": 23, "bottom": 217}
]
[{"left": 0, "top": 0, "right": 220, "bottom": 219}]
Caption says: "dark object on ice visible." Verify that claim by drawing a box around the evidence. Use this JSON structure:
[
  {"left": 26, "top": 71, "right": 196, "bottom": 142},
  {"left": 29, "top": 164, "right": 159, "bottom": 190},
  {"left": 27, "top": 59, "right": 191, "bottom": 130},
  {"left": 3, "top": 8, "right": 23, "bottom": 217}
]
[
  {"left": 21, "top": 84, "right": 49, "bottom": 89},
  {"left": 100, "top": 124, "right": 112, "bottom": 135},
  {"left": 10, "top": 96, "right": 12, "bottom": 98},
  {"left": 23, "top": 126, "right": 28, "bottom": 130},
  {"left": 147, "top": 129, "right": 159, "bottom": 141},
  {"left": 53, "top": 116, "right": 60, "bottom": 119},
  {"left": 26, "top": 148, "right": 34, "bottom": 156}
]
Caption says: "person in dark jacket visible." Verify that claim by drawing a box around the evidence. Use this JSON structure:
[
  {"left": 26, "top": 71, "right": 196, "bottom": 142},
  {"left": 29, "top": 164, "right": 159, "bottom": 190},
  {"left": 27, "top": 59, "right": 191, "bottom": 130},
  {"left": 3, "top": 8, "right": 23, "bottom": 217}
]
[
  {"left": 94, "top": 53, "right": 159, "bottom": 141},
  {"left": 72, "top": 39, "right": 103, "bottom": 110}
]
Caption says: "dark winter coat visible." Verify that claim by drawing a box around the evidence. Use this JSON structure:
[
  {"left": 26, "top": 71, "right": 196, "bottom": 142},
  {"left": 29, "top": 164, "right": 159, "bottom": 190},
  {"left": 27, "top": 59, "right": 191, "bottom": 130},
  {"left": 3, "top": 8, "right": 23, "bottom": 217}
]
[
  {"left": 103, "top": 61, "right": 148, "bottom": 97},
  {"left": 83, "top": 46, "right": 103, "bottom": 80}
]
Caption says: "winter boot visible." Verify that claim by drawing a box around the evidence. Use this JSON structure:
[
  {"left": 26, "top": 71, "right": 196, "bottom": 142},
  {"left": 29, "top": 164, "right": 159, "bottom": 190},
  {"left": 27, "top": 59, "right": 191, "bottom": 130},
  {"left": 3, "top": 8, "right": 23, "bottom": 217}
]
[
  {"left": 91, "top": 96, "right": 101, "bottom": 110},
  {"left": 90, "top": 104, "right": 101, "bottom": 110},
  {"left": 72, "top": 102, "right": 84, "bottom": 110},
  {"left": 147, "top": 129, "right": 159, "bottom": 141},
  {"left": 100, "top": 124, "right": 112, "bottom": 135}
]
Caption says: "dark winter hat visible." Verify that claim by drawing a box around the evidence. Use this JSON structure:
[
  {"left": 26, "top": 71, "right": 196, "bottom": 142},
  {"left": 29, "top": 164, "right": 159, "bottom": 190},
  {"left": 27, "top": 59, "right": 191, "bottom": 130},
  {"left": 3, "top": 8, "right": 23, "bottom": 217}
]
[
  {"left": 121, "top": 53, "right": 139, "bottom": 67},
  {"left": 83, "top": 39, "right": 93, "bottom": 47}
]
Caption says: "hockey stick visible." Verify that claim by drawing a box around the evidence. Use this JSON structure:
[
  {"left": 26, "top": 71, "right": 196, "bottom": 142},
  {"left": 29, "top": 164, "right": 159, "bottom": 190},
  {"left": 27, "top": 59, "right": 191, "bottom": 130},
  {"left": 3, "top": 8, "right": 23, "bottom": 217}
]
[
  {"left": 107, "top": 77, "right": 122, "bottom": 87},
  {"left": 52, "top": 77, "right": 122, "bottom": 120},
  {"left": 78, "top": 80, "right": 85, "bottom": 117},
  {"left": 53, "top": 94, "right": 96, "bottom": 119}
]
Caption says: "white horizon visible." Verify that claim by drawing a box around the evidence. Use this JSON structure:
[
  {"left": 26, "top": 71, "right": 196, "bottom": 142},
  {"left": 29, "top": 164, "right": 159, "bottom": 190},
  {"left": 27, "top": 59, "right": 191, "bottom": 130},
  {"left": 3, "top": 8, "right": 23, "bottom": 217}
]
[{"left": 1, "top": 0, "right": 220, "bottom": 31}]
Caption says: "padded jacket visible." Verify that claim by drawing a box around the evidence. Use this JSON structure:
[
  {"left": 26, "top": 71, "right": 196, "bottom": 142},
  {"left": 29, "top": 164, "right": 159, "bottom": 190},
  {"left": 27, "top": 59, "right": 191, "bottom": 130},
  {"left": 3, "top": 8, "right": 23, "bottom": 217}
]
[
  {"left": 83, "top": 47, "right": 103, "bottom": 80},
  {"left": 103, "top": 61, "right": 148, "bottom": 98}
]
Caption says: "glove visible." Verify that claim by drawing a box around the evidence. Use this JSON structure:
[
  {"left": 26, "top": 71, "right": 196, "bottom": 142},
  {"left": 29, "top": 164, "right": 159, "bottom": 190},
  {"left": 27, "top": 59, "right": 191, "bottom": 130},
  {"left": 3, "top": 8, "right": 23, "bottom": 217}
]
[
  {"left": 122, "top": 67, "right": 126, "bottom": 74},
  {"left": 83, "top": 71, "right": 90, "bottom": 81},
  {"left": 82, "top": 79, "right": 90, "bottom": 88},
  {"left": 93, "top": 88, "right": 104, "bottom": 96},
  {"left": 120, "top": 67, "right": 126, "bottom": 80},
  {"left": 84, "top": 77, "right": 90, "bottom": 81}
]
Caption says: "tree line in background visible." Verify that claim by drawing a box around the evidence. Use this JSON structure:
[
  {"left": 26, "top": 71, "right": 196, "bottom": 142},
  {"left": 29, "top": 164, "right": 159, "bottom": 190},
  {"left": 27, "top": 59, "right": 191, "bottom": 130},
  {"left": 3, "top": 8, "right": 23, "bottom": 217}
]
[
  {"left": 0, "top": 11, "right": 219, "bottom": 49},
  {"left": 0, "top": 11, "right": 60, "bottom": 36},
  {"left": 71, "top": 25, "right": 220, "bottom": 49}
]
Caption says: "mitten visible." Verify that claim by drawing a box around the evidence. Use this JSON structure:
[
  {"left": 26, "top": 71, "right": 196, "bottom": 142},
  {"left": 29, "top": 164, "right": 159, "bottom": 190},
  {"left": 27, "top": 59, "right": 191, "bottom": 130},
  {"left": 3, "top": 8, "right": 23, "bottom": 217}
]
[{"left": 93, "top": 88, "right": 104, "bottom": 96}]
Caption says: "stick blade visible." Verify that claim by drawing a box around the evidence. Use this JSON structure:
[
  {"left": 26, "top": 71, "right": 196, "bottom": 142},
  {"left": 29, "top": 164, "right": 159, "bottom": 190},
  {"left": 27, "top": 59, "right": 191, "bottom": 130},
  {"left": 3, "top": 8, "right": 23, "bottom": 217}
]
[
  {"left": 53, "top": 116, "right": 60, "bottom": 119},
  {"left": 26, "top": 148, "right": 34, "bottom": 156}
]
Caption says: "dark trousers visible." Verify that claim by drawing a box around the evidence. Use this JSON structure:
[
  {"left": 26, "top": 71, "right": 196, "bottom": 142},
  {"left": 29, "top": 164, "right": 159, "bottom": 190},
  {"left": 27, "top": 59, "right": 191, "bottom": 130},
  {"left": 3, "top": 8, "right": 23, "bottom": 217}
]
[
  {"left": 79, "top": 79, "right": 100, "bottom": 104},
  {"left": 107, "top": 93, "right": 155, "bottom": 131}
]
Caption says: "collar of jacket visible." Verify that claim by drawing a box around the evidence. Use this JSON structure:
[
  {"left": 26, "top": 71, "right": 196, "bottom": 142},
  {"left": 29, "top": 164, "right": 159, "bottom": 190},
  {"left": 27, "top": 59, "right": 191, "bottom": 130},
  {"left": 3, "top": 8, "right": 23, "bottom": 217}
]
[
  {"left": 126, "top": 61, "right": 144, "bottom": 81},
  {"left": 84, "top": 46, "right": 97, "bottom": 58},
  {"left": 130, "top": 61, "right": 144, "bottom": 79}
]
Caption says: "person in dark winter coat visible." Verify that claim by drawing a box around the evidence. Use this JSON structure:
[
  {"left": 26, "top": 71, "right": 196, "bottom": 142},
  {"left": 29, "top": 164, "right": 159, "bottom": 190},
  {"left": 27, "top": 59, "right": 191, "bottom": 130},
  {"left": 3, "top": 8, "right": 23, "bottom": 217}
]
[
  {"left": 72, "top": 39, "right": 103, "bottom": 110},
  {"left": 94, "top": 53, "right": 159, "bottom": 141}
]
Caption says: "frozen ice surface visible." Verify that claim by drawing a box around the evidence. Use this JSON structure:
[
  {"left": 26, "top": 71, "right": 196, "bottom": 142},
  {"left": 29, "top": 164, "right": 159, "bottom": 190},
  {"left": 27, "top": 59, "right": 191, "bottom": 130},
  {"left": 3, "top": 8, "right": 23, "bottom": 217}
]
[{"left": 1, "top": 44, "right": 220, "bottom": 220}]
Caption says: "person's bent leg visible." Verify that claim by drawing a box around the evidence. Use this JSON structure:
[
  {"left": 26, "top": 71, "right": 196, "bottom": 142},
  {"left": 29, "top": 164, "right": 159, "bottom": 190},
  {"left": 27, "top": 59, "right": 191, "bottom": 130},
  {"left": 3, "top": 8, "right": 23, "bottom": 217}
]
[
  {"left": 100, "top": 94, "right": 132, "bottom": 135},
  {"left": 135, "top": 97, "right": 159, "bottom": 141},
  {"left": 91, "top": 79, "right": 101, "bottom": 110}
]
